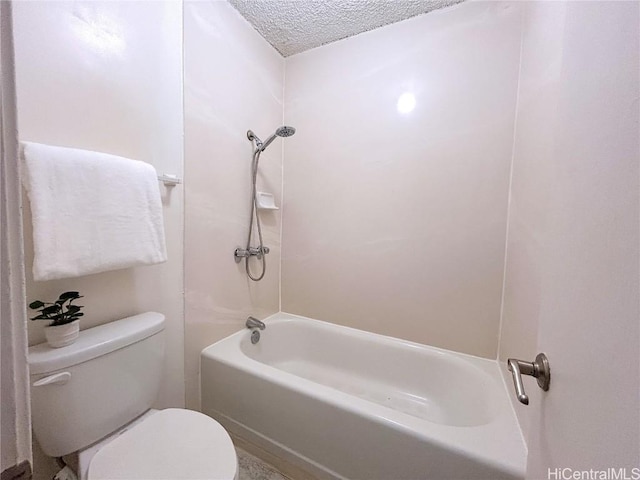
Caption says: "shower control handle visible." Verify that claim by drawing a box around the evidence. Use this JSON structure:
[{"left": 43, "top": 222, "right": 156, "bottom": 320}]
[
  {"left": 234, "top": 248, "right": 250, "bottom": 263},
  {"left": 234, "top": 246, "right": 270, "bottom": 263},
  {"left": 507, "top": 353, "right": 550, "bottom": 405},
  {"left": 249, "top": 246, "right": 270, "bottom": 259}
]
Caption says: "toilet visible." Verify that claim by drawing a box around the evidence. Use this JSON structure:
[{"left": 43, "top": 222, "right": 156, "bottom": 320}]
[{"left": 28, "top": 312, "right": 238, "bottom": 480}]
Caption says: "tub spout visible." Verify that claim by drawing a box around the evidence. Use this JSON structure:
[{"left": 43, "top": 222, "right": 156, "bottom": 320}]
[{"left": 246, "top": 316, "right": 265, "bottom": 330}]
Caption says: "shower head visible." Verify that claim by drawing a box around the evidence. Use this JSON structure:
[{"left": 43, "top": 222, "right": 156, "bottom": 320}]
[
  {"left": 254, "top": 125, "right": 296, "bottom": 152},
  {"left": 276, "top": 126, "right": 296, "bottom": 137}
]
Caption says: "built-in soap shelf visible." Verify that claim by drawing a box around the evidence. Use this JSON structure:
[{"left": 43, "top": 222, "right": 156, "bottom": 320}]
[{"left": 256, "top": 192, "right": 279, "bottom": 210}]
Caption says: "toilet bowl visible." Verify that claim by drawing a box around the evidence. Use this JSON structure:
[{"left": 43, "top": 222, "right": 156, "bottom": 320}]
[
  {"left": 28, "top": 312, "right": 238, "bottom": 480},
  {"left": 87, "top": 409, "right": 237, "bottom": 480}
]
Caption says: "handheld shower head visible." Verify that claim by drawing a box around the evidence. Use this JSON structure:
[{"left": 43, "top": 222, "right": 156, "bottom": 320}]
[
  {"left": 255, "top": 125, "right": 296, "bottom": 152},
  {"left": 275, "top": 126, "right": 296, "bottom": 137}
]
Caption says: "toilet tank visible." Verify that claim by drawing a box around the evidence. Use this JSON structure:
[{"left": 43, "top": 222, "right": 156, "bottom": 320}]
[{"left": 28, "top": 312, "right": 165, "bottom": 457}]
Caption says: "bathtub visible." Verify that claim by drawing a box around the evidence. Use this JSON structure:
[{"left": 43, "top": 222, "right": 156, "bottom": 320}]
[{"left": 201, "top": 313, "right": 526, "bottom": 480}]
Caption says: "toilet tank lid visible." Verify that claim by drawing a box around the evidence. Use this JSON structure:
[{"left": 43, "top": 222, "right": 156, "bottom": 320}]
[{"left": 29, "top": 312, "right": 165, "bottom": 375}]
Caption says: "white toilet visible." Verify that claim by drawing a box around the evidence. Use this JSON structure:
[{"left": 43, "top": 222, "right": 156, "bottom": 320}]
[{"left": 28, "top": 312, "right": 238, "bottom": 480}]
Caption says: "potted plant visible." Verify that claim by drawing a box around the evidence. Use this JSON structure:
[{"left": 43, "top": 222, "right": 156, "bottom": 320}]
[{"left": 29, "top": 291, "right": 84, "bottom": 348}]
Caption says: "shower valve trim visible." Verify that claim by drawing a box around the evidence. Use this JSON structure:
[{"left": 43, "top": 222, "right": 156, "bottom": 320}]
[{"left": 234, "top": 246, "right": 270, "bottom": 263}]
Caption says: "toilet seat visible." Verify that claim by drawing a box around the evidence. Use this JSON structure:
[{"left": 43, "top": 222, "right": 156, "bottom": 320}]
[{"left": 88, "top": 409, "right": 238, "bottom": 480}]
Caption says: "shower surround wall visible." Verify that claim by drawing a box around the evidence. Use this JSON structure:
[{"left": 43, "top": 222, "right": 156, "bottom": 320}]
[
  {"left": 183, "top": 0, "right": 284, "bottom": 409},
  {"left": 282, "top": 1, "right": 523, "bottom": 358}
]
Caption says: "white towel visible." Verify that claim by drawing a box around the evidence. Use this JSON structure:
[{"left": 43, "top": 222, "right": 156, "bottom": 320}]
[{"left": 22, "top": 142, "right": 168, "bottom": 281}]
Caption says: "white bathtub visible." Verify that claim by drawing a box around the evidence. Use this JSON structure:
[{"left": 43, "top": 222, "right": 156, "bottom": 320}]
[{"left": 201, "top": 313, "right": 526, "bottom": 480}]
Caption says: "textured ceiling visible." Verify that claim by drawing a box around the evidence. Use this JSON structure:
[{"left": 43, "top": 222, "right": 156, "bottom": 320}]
[{"left": 228, "top": 0, "right": 464, "bottom": 57}]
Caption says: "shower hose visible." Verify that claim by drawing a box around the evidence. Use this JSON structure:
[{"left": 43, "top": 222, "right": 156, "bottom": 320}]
[{"left": 245, "top": 148, "right": 266, "bottom": 281}]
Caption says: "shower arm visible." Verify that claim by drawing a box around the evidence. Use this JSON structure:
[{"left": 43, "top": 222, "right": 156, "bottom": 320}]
[{"left": 247, "top": 130, "right": 263, "bottom": 150}]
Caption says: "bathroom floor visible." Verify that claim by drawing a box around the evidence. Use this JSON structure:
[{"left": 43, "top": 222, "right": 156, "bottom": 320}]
[{"left": 237, "top": 447, "right": 290, "bottom": 480}]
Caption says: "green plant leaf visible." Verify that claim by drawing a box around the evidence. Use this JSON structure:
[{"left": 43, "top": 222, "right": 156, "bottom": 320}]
[
  {"left": 29, "top": 292, "right": 83, "bottom": 324},
  {"left": 59, "top": 291, "right": 81, "bottom": 300},
  {"left": 42, "top": 305, "right": 61, "bottom": 315}
]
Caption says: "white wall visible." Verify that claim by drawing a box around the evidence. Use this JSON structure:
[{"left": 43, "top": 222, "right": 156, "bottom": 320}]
[
  {"left": 499, "top": 2, "right": 640, "bottom": 462},
  {"left": 12, "top": 2, "right": 185, "bottom": 476},
  {"left": 497, "top": 2, "right": 639, "bottom": 474},
  {"left": 282, "top": 1, "right": 523, "bottom": 359},
  {"left": 1, "top": 1, "right": 32, "bottom": 475},
  {"left": 183, "top": 0, "right": 284, "bottom": 409},
  {"left": 497, "top": 0, "right": 565, "bottom": 442}
]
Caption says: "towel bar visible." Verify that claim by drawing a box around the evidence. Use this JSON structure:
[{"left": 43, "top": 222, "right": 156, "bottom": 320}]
[{"left": 157, "top": 174, "right": 182, "bottom": 186}]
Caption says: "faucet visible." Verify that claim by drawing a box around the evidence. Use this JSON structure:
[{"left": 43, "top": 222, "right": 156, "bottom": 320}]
[{"left": 245, "top": 316, "right": 266, "bottom": 330}]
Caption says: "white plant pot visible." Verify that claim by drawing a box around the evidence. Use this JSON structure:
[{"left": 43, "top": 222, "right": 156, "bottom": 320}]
[{"left": 45, "top": 320, "right": 79, "bottom": 348}]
